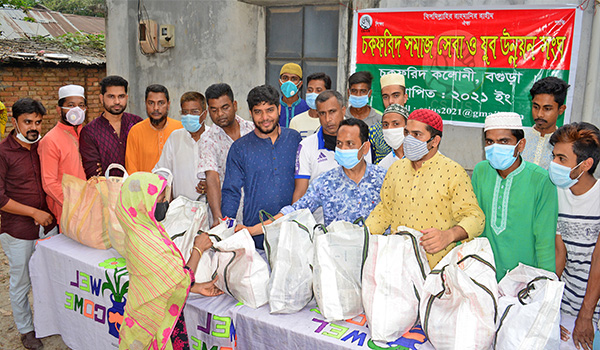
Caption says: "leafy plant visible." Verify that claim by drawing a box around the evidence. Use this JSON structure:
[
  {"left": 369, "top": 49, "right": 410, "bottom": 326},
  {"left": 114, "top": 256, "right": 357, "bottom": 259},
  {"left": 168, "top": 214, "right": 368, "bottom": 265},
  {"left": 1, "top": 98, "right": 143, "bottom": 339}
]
[
  {"left": 101, "top": 266, "right": 129, "bottom": 303},
  {"left": 30, "top": 32, "right": 105, "bottom": 52},
  {"left": 0, "top": 0, "right": 106, "bottom": 17},
  {"left": 0, "top": 0, "right": 38, "bottom": 10},
  {"left": 40, "top": 0, "right": 106, "bottom": 17}
]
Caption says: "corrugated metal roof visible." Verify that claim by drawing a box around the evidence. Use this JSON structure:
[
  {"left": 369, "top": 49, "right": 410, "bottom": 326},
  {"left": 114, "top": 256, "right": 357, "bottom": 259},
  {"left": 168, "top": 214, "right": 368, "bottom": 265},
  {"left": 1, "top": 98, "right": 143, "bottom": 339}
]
[
  {"left": 0, "top": 7, "right": 104, "bottom": 40},
  {"left": 63, "top": 14, "right": 104, "bottom": 35},
  {"left": 0, "top": 8, "right": 51, "bottom": 39},
  {"left": 0, "top": 6, "right": 105, "bottom": 66}
]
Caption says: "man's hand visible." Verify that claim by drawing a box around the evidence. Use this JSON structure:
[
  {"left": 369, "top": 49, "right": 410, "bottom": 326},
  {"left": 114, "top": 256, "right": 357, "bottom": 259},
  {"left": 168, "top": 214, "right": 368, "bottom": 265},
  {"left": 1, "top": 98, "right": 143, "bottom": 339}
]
[
  {"left": 572, "top": 315, "right": 595, "bottom": 350},
  {"left": 196, "top": 180, "right": 207, "bottom": 195},
  {"left": 210, "top": 218, "right": 221, "bottom": 228},
  {"left": 193, "top": 232, "right": 213, "bottom": 252},
  {"left": 420, "top": 228, "right": 454, "bottom": 254},
  {"left": 234, "top": 224, "right": 247, "bottom": 232},
  {"left": 246, "top": 223, "right": 263, "bottom": 236},
  {"left": 31, "top": 209, "right": 53, "bottom": 226},
  {"left": 561, "top": 325, "right": 571, "bottom": 341}
]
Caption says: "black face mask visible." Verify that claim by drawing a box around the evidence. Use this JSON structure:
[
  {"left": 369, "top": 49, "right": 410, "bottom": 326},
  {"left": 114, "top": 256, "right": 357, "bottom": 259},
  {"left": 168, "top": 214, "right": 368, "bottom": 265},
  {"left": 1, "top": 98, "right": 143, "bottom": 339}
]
[
  {"left": 154, "top": 201, "right": 169, "bottom": 222},
  {"left": 323, "top": 133, "right": 337, "bottom": 151}
]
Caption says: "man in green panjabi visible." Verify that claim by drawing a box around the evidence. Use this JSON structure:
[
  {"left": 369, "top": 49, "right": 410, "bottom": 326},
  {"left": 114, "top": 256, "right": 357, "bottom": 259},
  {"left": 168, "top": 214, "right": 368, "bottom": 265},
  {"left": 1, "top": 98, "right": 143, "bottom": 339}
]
[{"left": 472, "top": 112, "right": 558, "bottom": 281}]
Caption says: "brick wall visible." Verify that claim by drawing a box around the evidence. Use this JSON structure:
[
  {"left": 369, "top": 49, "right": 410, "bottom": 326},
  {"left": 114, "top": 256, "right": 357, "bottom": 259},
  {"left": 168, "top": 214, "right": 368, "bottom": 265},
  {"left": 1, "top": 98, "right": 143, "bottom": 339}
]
[{"left": 0, "top": 64, "right": 106, "bottom": 137}]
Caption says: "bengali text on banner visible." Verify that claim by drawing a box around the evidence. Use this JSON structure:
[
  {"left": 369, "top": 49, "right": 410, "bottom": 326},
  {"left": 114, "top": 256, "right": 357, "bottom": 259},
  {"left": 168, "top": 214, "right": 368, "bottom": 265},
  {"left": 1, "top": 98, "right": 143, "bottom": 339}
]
[{"left": 351, "top": 7, "right": 582, "bottom": 127}]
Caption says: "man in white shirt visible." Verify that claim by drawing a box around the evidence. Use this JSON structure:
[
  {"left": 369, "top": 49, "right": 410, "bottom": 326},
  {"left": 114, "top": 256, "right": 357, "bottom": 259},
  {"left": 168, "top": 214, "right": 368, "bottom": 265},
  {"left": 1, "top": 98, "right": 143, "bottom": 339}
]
[
  {"left": 153, "top": 91, "right": 209, "bottom": 200},
  {"left": 197, "top": 83, "right": 254, "bottom": 225},
  {"left": 294, "top": 90, "right": 371, "bottom": 222},
  {"left": 522, "top": 76, "right": 569, "bottom": 169},
  {"left": 289, "top": 72, "right": 331, "bottom": 139}
]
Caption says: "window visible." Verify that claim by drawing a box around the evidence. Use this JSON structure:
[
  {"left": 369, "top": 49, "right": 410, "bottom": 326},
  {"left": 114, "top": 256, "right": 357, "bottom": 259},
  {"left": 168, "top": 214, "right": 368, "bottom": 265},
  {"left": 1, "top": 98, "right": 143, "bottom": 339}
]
[{"left": 266, "top": 5, "right": 339, "bottom": 95}]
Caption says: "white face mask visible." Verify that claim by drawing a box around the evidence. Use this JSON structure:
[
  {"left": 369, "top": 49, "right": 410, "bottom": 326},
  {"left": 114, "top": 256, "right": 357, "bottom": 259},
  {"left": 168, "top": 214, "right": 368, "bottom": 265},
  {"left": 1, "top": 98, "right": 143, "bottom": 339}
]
[
  {"left": 14, "top": 121, "right": 41, "bottom": 144},
  {"left": 382, "top": 127, "right": 405, "bottom": 150},
  {"left": 63, "top": 106, "right": 86, "bottom": 126}
]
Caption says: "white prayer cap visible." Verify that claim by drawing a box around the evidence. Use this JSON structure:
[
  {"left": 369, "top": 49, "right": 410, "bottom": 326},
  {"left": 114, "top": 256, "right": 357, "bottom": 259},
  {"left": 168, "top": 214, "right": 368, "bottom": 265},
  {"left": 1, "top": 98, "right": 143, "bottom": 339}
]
[
  {"left": 484, "top": 112, "right": 523, "bottom": 132},
  {"left": 58, "top": 84, "right": 85, "bottom": 100},
  {"left": 380, "top": 73, "right": 405, "bottom": 88}
]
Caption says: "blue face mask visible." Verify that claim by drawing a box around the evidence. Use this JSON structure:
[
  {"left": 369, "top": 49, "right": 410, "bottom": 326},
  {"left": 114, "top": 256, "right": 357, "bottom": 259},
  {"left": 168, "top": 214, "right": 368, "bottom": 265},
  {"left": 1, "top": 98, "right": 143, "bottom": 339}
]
[
  {"left": 349, "top": 94, "right": 369, "bottom": 108},
  {"left": 306, "top": 92, "right": 318, "bottom": 110},
  {"left": 335, "top": 143, "right": 365, "bottom": 169},
  {"left": 280, "top": 81, "right": 299, "bottom": 99},
  {"left": 181, "top": 112, "right": 205, "bottom": 133},
  {"left": 548, "top": 161, "right": 583, "bottom": 188},
  {"left": 485, "top": 141, "right": 520, "bottom": 170}
]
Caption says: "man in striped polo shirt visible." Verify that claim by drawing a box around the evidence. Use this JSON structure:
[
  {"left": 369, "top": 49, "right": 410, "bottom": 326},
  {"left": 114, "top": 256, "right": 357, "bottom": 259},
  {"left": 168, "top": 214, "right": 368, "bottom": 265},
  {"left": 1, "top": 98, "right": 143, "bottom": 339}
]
[{"left": 552, "top": 122, "right": 600, "bottom": 350}]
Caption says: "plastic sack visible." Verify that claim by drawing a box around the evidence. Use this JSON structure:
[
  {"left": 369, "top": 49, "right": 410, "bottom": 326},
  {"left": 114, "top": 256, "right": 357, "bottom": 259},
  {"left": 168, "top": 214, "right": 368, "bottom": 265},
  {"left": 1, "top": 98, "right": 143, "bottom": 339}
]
[
  {"left": 163, "top": 196, "right": 210, "bottom": 260},
  {"left": 362, "top": 226, "right": 431, "bottom": 342},
  {"left": 190, "top": 218, "right": 237, "bottom": 284},
  {"left": 61, "top": 173, "right": 110, "bottom": 249},
  {"left": 494, "top": 263, "right": 564, "bottom": 350},
  {"left": 96, "top": 164, "right": 128, "bottom": 256},
  {"left": 212, "top": 229, "right": 270, "bottom": 308},
  {"left": 206, "top": 217, "right": 237, "bottom": 243},
  {"left": 313, "top": 218, "right": 369, "bottom": 321},
  {"left": 261, "top": 209, "right": 316, "bottom": 313},
  {"left": 420, "top": 238, "right": 499, "bottom": 350}
]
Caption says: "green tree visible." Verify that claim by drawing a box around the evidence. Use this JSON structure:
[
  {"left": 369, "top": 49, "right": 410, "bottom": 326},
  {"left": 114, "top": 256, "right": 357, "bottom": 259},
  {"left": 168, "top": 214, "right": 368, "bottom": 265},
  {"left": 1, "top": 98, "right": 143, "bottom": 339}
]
[
  {"left": 0, "top": 0, "right": 38, "bottom": 9},
  {"left": 1, "top": 0, "right": 106, "bottom": 17},
  {"left": 39, "top": 0, "right": 106, "bottom": 17}
]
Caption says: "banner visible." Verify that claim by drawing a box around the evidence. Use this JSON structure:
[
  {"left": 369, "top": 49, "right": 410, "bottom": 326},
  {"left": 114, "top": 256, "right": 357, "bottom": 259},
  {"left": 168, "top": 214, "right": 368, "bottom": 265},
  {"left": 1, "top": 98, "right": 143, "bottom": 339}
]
[{"left": 351, "top": 7, "right": 582, "bottom": 127}]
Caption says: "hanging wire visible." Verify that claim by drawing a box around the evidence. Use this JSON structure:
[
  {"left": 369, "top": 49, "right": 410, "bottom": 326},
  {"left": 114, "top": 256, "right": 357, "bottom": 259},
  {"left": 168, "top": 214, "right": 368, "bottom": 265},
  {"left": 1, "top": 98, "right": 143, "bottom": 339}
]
[
  {"left": 137, "top": 0, "right": 170, "bottom": 55},
  {"left": 579, "top": 0, "right": 591, "bottom": 11}
]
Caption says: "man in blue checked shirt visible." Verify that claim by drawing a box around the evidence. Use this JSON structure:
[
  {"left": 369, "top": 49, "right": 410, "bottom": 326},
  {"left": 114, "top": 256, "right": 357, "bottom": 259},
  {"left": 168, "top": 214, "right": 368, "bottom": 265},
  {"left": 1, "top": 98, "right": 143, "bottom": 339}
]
[
  {"left": 221, "top": 85, "right": 301, "bottom": 250},
  {"left": 245, "top": 118, "right": 386, "bottom": 232}
]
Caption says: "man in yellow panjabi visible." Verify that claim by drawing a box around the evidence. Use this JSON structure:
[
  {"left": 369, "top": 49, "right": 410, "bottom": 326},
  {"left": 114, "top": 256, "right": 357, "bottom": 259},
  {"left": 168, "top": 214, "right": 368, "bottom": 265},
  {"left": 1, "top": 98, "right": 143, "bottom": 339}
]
[{"left": 366, "top": 109, "right": 485, "bottom": 269}]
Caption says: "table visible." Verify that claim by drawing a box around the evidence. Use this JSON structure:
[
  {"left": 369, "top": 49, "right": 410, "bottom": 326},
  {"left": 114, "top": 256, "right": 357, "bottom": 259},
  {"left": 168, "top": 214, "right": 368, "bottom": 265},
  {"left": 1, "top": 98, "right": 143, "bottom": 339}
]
[{"left": 30, "top": 234, "right": 433, "bottom": 350}]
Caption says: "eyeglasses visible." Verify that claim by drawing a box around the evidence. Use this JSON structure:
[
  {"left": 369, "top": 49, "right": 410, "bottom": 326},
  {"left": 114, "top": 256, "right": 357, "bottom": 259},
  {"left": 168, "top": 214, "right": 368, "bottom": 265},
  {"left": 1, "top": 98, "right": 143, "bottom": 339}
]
[{"left": 180, "top": 109, "right": 205, "bottom": 116}]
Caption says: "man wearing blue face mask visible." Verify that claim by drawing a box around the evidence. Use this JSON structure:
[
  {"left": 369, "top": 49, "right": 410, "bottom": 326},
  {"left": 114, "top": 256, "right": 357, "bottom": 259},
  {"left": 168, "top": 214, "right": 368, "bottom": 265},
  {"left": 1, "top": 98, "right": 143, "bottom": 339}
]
[
  {"left": 244, "top": 118, "right": 385, "bottom": 231},
  {"left": 550, "top": 123, "right": 600, "bottom": 350},
  {"left": 471, "top": 112, "right": 558, "bottom": 282},
  {"left": 292, "top": 91, "right": 373, "bottom": 223},
  {"left": 153, "top": 91, "right": 210, "bottom": 201},
  {"left": 279, "top": 63, "right": 310, "bottom": 128},
  {"left": 345, "top": 71, "right": 381, "bottom": 128},
  {"left": 290, "top": 72, "right": 331, "bottom": 139}
]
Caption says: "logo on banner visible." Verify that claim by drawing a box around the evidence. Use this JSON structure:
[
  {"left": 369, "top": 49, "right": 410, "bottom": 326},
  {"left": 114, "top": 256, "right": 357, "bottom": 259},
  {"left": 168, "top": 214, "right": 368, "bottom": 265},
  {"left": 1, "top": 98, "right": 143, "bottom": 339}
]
[
  {"left": 360, "top": 15, "right": 372, "bottom": 30},
  {"left": 64, "top": 258, "right": 129, "bottom": 340}
]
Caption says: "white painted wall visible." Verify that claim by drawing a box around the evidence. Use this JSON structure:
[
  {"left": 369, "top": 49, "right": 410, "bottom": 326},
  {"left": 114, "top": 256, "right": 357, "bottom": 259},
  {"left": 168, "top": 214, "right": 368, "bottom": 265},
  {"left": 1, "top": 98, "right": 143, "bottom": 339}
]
[{"left": 106, "top": 0, "right": 265, "bottom": 121}]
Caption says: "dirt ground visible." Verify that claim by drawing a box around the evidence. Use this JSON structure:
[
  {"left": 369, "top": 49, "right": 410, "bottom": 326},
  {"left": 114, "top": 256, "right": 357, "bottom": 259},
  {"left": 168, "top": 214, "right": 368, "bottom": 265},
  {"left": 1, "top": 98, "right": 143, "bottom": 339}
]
[{"left": 0, "top": 249, "right": 69, "bottom": 350}]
